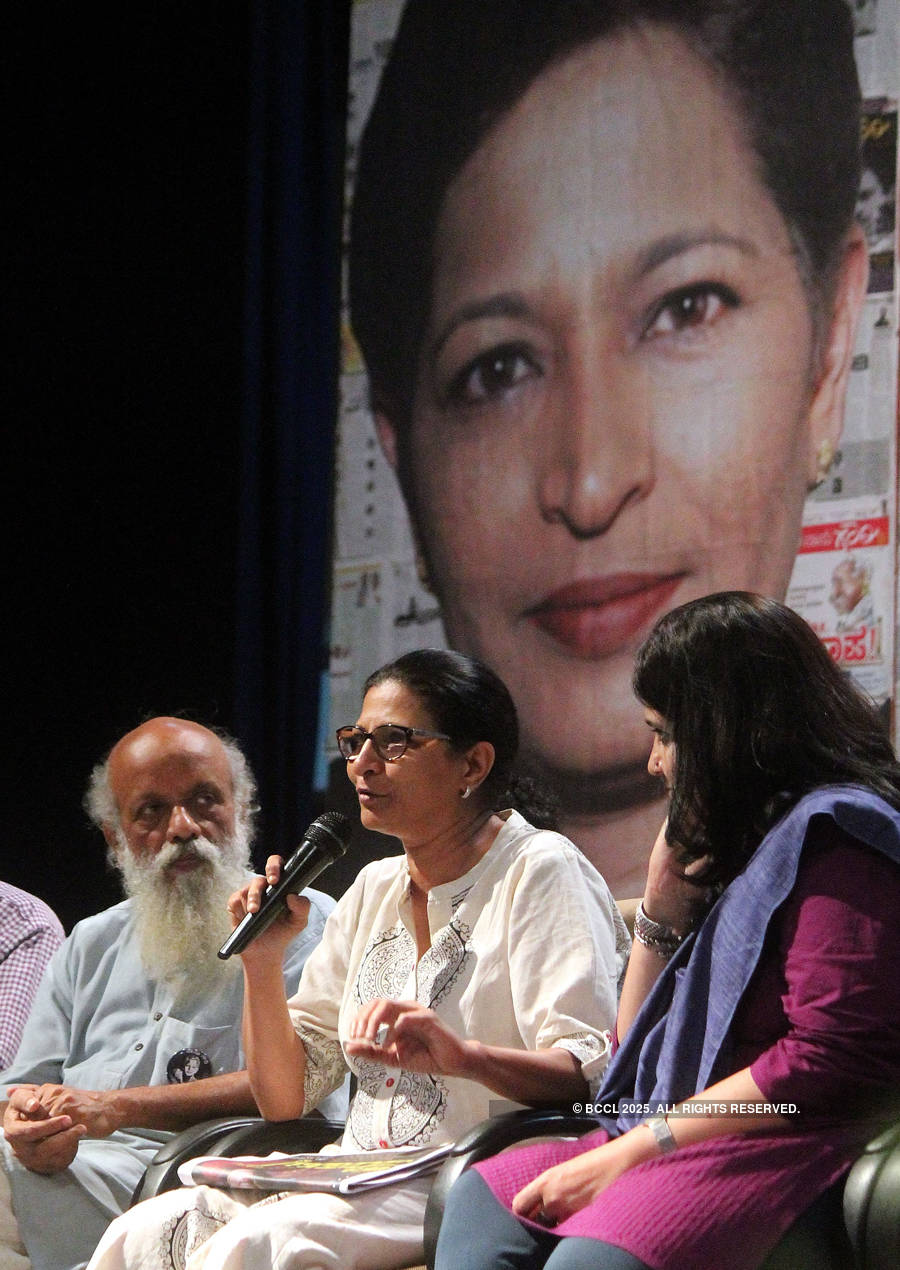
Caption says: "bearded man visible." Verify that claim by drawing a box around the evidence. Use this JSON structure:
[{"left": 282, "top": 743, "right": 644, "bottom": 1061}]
[{"left": 0, "top": 718, "right": 343, "bottom": 1270}]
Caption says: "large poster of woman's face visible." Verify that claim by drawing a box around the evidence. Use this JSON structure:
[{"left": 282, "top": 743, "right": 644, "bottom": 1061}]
[{"left": 329, "top": 0, "right": 899, "bottom": 895}]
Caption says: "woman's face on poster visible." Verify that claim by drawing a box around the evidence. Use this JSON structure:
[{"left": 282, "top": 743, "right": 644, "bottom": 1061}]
[{"left": 379, "top": 26, "right": 861, "bottom": 787}]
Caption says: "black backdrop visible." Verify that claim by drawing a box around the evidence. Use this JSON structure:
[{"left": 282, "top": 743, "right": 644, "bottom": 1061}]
[{"left": 6, "top": 2, "right": 350, "bottom": 930}]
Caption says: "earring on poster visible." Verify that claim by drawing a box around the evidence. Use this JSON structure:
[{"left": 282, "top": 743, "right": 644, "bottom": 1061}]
[
  {"left": 461, "top": 786, "right": 471, "bottom": 800},
  {"left": 811, "top": 437, "right": 836, "bottom": 488}
]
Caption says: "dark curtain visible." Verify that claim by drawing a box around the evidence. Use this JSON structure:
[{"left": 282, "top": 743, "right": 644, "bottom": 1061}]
[
  {"left": 8, "top": 4, "right": 252, "bottom": 927},
  {"left": 235, "top": 0, "right": 351, "bottom": 860}
]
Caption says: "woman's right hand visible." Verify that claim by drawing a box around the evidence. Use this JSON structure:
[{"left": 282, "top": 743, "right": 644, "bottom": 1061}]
[
  {"left": 643, "top": 819, "right": 710, "bottom": 936},
  {"left": 227, "top": 855, "right": 311, "bottom": 965},
  {"left": 512, "top": 1131, "right": 652, "bottom": 1226}
]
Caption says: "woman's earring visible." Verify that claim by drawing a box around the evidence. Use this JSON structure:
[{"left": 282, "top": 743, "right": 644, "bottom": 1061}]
[
  {"left": 813, "top": 438, "right": 835, "bottom": 485},
  {"left": 461, "top": 786, "right": 471, "bottom": 800}
]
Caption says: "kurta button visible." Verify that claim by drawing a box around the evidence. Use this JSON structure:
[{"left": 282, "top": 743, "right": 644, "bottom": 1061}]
[
  {"left": 385, "top": 1078, "right": 395, "bottom": 1087},
  {"left": 378, "top": 1139, "right": 389, "bottom": 1148},
  {"left": 134, "top": 1042, "right": 144, "bottom": 1051},
  {"left": 153, "top": 1012, "right": 163, "bottom": 1021}
]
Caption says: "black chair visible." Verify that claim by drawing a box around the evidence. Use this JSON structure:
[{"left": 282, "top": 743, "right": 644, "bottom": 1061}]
[
  {"left": 134, "top": 1109, "right": 900, "bottom": 1269},
  {"left": 843, "top": 1120, "right": 900, "bottom": 1270},
  {"left": 422, "top": 1109, "right": 599, "bottom": 1266},
  {"left": 130, "top": 1112, "right": 346, "bottom": 1206}
]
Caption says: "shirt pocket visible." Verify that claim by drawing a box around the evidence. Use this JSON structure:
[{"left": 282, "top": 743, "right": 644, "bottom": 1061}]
[{"left": 145, "top": 1018, "right": 242, "bottom": 1085}]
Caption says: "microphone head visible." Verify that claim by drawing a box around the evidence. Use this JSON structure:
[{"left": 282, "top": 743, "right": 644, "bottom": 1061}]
[{"left": 305, "top": 811, "right": 353, "bottom": 859}]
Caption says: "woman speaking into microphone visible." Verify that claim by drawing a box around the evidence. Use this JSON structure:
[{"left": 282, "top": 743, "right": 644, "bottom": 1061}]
[{"left": 88, "top": 648, "right": 626, "bottom": 1270}]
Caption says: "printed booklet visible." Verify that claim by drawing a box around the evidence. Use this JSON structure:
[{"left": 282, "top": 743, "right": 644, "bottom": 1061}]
[{"left": 177, "top": 1142, "right": 454, "bottom": 1195}]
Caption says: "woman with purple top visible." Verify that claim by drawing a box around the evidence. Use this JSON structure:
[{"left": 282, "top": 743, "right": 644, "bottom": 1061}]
[{"left": 435, "top": 592, "right": 900, "bottom": 1270}]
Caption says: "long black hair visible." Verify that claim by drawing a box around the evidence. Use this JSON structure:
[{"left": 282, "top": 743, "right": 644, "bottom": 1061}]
[{"left": 633, "top": 592, "right": 900, "bottom": 886}]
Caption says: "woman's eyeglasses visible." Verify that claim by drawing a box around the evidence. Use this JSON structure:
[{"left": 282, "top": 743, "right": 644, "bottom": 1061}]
[{"left": 336, "top": 723, "right": 451, "bottom": 762}]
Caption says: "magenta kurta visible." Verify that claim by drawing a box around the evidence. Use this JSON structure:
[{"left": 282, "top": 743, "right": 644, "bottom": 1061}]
[{"left": 475, "top": 822, "right": 900, "bottom": 1269}]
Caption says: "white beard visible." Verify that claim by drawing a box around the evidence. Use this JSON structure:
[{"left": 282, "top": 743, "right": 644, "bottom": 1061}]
[{"left": 116, "top": 830, "right": 252, "bottom": 991}]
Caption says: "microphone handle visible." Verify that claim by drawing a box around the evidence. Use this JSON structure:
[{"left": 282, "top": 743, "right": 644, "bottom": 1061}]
[{"left": 218, "top": 840, "right": 340, "bottom": 960}]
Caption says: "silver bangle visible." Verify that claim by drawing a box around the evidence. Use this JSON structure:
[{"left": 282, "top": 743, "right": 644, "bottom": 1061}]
[
  {"left": 645, "top": 1114, "right": 678, "bottom": 1154},
  {"left": 633, "top": 901, "right": 684, "bottom": 958}
]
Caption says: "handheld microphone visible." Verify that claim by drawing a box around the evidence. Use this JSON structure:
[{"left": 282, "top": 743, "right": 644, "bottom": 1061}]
[{"left": 218, "top": 811, "right": 352, "bottom": 959}]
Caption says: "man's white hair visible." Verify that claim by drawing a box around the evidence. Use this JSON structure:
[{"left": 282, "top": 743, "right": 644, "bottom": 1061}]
[{"left": 84, "top": 725, "right": 258, "bottom": 849}]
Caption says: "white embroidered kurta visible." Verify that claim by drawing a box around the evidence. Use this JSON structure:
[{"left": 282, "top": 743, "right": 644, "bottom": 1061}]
[
  {"left": 292, "top": 810, "right": 624, "bottom": 1151},
  {"left": 86, "top": 812, "right": 625, "bottom": 1270}
]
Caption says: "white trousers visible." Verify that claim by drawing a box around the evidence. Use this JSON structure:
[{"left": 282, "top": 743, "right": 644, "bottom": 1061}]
[{"left": 87, "top": 1178, "right": 431, "bottom": 1270}]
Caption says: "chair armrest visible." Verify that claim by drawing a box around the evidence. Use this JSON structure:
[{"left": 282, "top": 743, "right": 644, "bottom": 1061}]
[
  {"left": 422, "top": 1110, "right": 599, "bottom": 1270},
  {"left": 131, "top": 1114, "right": 346, "bottom": 1205},
  {"left": 843, "top": 1120, "right": 900, "bottom": 1269}
]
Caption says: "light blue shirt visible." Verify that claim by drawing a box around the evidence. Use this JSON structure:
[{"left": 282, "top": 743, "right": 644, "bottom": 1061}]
[{"left": 0, "top": 888, "right": 346, "bottom": 1270}]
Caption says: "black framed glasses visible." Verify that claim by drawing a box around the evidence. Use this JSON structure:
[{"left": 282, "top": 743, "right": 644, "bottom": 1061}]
[{"left": 335, "top": 723, "right": 451, "bottom": 762}]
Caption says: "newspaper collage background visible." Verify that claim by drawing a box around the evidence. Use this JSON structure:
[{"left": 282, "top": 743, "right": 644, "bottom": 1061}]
[{"left": 326, "top": 0, "right": 900, "bottom": 762}]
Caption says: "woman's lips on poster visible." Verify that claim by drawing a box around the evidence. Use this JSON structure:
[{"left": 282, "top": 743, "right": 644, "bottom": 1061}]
[{"left": 527, "top": 573, "right": 686, "bottom": 658}]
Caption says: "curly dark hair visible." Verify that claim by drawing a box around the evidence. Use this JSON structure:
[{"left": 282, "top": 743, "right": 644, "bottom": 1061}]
[{"left": 632, "top": 592, "right": 900, "bottom": 886}]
